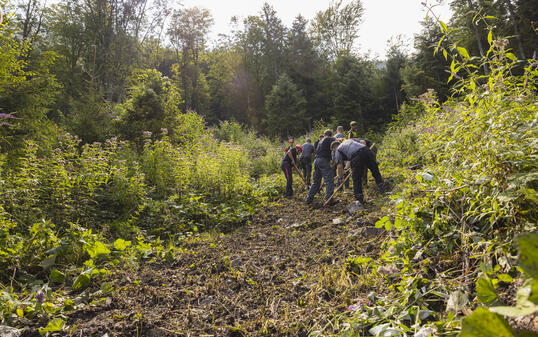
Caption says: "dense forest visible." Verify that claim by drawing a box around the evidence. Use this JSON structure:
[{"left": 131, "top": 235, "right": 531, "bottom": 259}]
[{"left": 0, "top": 0, "right": 537, "bottom": 336}]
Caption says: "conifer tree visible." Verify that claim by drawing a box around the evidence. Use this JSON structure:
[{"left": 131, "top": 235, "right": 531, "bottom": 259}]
[{"left": 263, "top": 73, "right": 307, "bottom": 138}]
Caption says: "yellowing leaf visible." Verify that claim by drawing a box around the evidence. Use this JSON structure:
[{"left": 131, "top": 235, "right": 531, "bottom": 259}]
[
  {"left": 440, "top": 21, "right": 448, "bottom": 33},
  {"left": 457, "top": 47, "right": 470, "bottom": 60},
  {"left": 505, "top": 53, "right": 517, "bottom": 61},
  {"left": 114, "top": 238, "right": 131, "bottom": 251}
]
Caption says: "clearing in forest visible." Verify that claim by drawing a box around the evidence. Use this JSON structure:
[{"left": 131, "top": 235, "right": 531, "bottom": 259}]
[{"left": 68, "top": 187, "right": 388, "bottom": 336}]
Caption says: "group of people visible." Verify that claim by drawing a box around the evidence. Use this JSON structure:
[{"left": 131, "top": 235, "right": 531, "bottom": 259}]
[{"left": 281, "top": 121, "right": 385, "bottom": 206}]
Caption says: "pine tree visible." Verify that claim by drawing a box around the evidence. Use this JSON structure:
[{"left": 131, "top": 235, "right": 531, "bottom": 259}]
[{"left": 263, "top": 74, "right": 307, "bottom": 138}]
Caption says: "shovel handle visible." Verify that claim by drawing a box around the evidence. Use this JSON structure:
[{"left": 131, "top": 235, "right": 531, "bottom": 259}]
[{"left": 323, "top": 168, "right": 351, "bottom": 206}]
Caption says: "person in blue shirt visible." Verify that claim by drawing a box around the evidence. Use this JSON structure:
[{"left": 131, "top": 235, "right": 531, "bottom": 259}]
[
  {"left": 331, "top": 138, "right": 385, "bottom": 203},
  {"left": 300, "top": 138, "right": 315, "bottom": 187}
]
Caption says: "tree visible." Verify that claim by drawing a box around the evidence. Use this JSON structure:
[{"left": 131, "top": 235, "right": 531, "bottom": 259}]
[
  {"left": 0, "top": 12, "right": 61, "bottom": 156},
  {"left": 331, "top": 55, "right": 376, "bottom": 132},
  {"left": 264, "top": 74, "right": 307, "bottom": 137},
  {"left": 311, "top": 0, "right": 364, "bottom": 59},
  {"left": 401, "top": 20, "right": 450, "bottom": 100},
  {"left": 117, "top": 69, "right": 179, "bottom": 148},
  {"left": 260, "top": 3, "right": 286, "bottom": 89},
  {"left": 167, "top": 6, "right": 213, "bottom": 113},
  {"left": 374, "top": 39, "right": 408, "bottom": 119},
  {"left": 285, "top": 15, "right": 330, "bottom": 124}
]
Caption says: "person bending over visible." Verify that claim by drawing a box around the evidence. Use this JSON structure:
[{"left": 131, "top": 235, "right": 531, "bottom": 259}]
[{"left": 331, "top": 139, "right": 384, "bottom": 203}]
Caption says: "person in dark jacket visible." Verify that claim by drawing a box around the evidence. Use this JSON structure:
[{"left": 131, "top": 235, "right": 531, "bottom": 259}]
[
  {"left": 349, "top": 137, "right": 377, "bottom": 186},
  {"left": 281, "top": 144, "right": 302, "bottom": 197},
  {"left": 306, "top": 130, "right": 336, "bottom": 204},
  {"left": 313, "top": 134, "right": 324, "bottom": 156},
  {"left": 331, "top": 139, "right": 384, "bottom": 203},
  {"left": 300, "top": 139, "right": 315, "bottom": 187}
]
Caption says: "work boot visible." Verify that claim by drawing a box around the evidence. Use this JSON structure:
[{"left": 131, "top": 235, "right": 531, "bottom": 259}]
[
  {"left": 377, "top": 181, "right": 386, "bottom": 194},
  {"left": 326, "top": 199, "right": 339, "bottom": 206}
]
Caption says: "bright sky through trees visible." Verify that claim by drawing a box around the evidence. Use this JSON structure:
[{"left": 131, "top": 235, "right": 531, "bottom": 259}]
[{"left": 181, "top": 0, "right": 452, "bottom": 58}]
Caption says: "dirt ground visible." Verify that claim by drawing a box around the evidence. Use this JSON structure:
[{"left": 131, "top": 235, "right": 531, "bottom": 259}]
[{"left": 65, "top": 185, "right": 388, "bottom": 337}]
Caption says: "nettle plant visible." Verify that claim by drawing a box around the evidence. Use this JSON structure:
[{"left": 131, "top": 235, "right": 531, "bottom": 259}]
[{"left": 342, "top": 12, "right": 537, "bottom": 337}]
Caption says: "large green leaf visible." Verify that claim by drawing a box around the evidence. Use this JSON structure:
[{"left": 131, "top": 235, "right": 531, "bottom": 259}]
[
  {"left": 518, "top": 233, "right": 538, "bottom": 278},
  {"left": 530, "top": 279, "right": 538, "bottom": 305},
  {"left": 476, "top": 277, "right": 497, "bottom": 305},
  {"left": 49, "top": 269, "right": 65, "bottom": 283},
  {"left": 38, "top": 318, "right": 66, "bottom": 335},
  {"left": 39, "top": 255, "right": 56, "bottom": 270},
  {"left": 72, "top": 272, "right": 91, "bottom": 291},
  {"left": 86, "top": 241, "right": 111, "bottom": 258},
  {"left": 459, "top": 307, "right": 515, "bottom": 337},
  {"left": 489, "top": 305, "right": 537, "bottom": 317},
  {"left": 490, "top": 279, "right": 538, "bottom": 317}
]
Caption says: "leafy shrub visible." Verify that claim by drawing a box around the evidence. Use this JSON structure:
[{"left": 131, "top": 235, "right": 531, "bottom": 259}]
[{"left": 342, "top": 21, "right": 537, "bottom": 336}]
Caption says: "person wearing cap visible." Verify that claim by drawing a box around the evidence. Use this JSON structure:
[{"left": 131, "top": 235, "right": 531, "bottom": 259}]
[
  {"left": 331, "top": 138, "right": 384, "bottom": 204},
  {"left": 300, "top": 138, "right": 314, "bottom": 187},
  {"left": 335, "top": 126, "right": 346, "bottom": 139},
  {"left": 348, "top": 121, "right": 359, "bottom": 139},
  {"left": 285, "top": 138, "right": 295, "bottom": 153},
  {"left": 306, "top": 129, "right": 336, "bottom": 205},
  {"left": 281, "top": 144, "right": 302, "bottom": 197}
]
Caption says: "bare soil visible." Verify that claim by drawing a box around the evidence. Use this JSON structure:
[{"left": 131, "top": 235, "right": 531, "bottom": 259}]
[{"left": 65, "top": 187, "right": 388, "bottom": 336}]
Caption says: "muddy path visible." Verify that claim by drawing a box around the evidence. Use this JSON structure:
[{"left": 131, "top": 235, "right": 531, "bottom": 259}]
[{"left": 68, "top": 187, "right": 389, "bottom": 336}]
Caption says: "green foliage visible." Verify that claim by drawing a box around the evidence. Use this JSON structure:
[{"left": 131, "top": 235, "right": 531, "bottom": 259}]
[
  {"left": 311, "top": 0, "right": 364, "bottom": 59},
  {"left": 343, "top": 21, "right": 538, "bottom": 336},
  {"left": 460, "top": 307, "right": 515, "bottom": 337},
  {"left": 264, "top": 73, "right": 308, "bottom": 138},
  {"left": 213, "top": 120, "right": 281, "bottom": 177},
  {"left": 518, "top": 233, "right": 538, "bottom": 278},
  {"left": 0, "top": 107, "right": 284, "bottom": 329}
]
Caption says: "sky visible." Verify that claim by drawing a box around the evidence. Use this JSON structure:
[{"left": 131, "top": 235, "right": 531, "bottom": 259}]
[{"left": 180, "top": 0, "right": 452, "bottom": 59}]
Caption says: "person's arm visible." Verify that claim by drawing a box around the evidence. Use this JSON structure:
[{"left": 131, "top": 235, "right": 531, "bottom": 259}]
[
  {"left": 337, "top": 163, "right": 344, "bottom": 179},
  {"left": 287, "top": 150, "right": 296, "bottom": 166}
]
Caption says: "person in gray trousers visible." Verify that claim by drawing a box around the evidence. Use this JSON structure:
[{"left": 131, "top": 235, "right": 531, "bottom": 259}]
[
  {"left": 300, "top": 138, "right": 314, "bottom": 186},
  {"left": 306, "top": 130, "right": 336, "bottom": 205}
]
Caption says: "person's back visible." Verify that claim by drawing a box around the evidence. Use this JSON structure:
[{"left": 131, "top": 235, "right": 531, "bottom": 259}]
[
  {"left": 334, "top": 139, "right": 365, "bottom": 161},
  {"left": 316, "top": 136, "right": 335, "bottom": 160},
  {"left": 334, "top": 126, "right": 345, "bottom": 139},
  {"left": 301, "top": 142, "right": 314, "bottom": 159},
  {"left": 300, "top": 140, "right": 315, "bottom": 186},
  {"left": 282, "top": 147, "right": 297, "bottom": 166}
]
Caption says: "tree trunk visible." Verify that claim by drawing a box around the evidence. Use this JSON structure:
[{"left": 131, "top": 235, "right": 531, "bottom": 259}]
[
  {"left": 467, "top": 0, "right": 489, "bottom": 74},
  {"left": 504, "top": 0, "right": 526, "bottom": 59}
]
